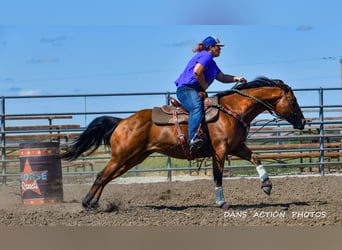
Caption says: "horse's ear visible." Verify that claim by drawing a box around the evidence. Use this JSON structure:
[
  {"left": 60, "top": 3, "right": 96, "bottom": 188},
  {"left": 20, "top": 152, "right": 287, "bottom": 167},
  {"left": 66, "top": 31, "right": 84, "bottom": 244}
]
[{"left": 276, "top": 80, "right": 291, "bottom": 93}]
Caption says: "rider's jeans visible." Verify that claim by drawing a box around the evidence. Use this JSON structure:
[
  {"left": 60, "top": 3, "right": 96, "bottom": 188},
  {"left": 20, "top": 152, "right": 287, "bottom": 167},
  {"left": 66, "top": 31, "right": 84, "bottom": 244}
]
[{"left": 176, "top": 85, "right": 204, "bottom": 142}]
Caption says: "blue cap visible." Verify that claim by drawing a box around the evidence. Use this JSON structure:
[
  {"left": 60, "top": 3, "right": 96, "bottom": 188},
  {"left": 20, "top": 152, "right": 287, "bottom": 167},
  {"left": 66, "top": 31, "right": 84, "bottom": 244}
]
[{"left": 203, "top": 36, "right": 225, "bottom": 47}]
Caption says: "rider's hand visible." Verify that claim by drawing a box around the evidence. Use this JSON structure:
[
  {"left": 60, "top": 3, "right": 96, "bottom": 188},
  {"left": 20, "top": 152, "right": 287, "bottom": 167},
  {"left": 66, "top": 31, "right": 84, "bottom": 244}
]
[
  {"left": 235, "top": 77, "right": 247, "bottom": 84},
  {"left": 198, "top": 91, "right": 208, "bottom": 100}
]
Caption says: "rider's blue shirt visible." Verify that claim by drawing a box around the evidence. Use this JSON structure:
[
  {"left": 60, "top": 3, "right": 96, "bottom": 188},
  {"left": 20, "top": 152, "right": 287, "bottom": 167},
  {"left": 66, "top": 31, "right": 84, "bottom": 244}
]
[{"left": 175, "top": 50, "right": 221, "bottom": 91}]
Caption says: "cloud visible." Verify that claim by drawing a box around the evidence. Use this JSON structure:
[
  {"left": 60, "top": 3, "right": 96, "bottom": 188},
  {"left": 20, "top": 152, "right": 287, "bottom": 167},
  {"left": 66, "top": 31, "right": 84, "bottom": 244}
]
[
  {"left": 8, "top": 87, "right": 22, "bottom": 92},
  {"left": 40, "top": 36, "right": 67, "bottom": 45},
  {"left": 19, "top": 89, "right": 42, "bottom": 96},
  {"left": 173, "top": 1, "right": 258, "bottom": 24},
  {"left": 26, "top": 57, "right": 60, "bottom": 64},
  {"left": 296, "top": 25, "right": 314, "bottom": 31},
  {"left": 167, "top": 40, "right": 196, "bottom": 48},
  {"left": 1, "top": 83, "right": 40, "bottom": 96},
  {"left": 3, "top": 77, "right": 15, "bottom": 82}
]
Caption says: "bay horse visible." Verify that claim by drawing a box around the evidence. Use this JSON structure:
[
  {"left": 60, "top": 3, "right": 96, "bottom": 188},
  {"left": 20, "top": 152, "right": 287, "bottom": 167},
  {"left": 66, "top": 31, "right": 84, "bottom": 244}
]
[{"left": 62, "top": 77, "right": 305, "bottom": 210}]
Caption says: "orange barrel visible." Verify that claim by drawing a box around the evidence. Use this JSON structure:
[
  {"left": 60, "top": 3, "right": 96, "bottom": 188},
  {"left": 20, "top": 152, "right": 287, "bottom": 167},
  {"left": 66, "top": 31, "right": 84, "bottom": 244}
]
[{"left": 19, "top": 142, "right": 63, "bottom": 205}]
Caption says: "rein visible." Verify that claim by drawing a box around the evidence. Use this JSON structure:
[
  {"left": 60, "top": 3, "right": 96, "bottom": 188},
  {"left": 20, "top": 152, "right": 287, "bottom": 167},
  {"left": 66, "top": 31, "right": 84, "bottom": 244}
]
[
  {"left": 212, "top": 102, "right": 282, "bottom": 138},
  {"left": 212, "top": 104, "right": 248, "bottom": 128},
  {"left": 210, "top": 81, "right": 287, "bottom": 136},
  {"left": 230, "top": 87, "right": 281, "bottom": 119},
  {"left": 247, "top": 117, "right": 282, "bottom": 138}
]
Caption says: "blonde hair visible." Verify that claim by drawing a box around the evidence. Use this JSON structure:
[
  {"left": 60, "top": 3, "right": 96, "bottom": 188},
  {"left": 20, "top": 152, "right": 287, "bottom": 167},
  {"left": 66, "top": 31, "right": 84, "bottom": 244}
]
[{"left": 192, "top": 43, "right": 205, "bottom": 53}]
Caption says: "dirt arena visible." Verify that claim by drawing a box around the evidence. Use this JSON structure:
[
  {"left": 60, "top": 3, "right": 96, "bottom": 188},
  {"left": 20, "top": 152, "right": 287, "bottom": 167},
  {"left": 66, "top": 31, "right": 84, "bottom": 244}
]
[{"left": 0, "top": 174, "right": 341, "bottom": 226}]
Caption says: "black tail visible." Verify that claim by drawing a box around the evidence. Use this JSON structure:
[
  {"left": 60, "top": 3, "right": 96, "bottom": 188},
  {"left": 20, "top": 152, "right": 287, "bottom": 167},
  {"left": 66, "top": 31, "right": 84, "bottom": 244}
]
[{"left": 61, "top": 116, "right": 121, "bottom": 161}]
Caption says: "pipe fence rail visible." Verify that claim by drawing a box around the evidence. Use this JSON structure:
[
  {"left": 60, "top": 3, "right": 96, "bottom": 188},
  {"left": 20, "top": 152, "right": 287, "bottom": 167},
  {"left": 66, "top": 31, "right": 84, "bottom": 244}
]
[{"left": 1, "top": 87, "right": 342, "bottom": 185}]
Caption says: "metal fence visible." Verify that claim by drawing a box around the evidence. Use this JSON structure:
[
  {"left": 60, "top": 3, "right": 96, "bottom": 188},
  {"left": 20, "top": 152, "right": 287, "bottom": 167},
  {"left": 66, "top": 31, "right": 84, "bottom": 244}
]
[{"left": 1, "top": 87, "right": 342, "bottom": 184}]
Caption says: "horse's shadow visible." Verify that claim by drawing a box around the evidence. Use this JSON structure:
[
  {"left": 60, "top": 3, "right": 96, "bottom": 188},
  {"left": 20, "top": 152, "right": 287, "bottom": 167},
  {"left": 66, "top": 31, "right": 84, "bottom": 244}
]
[
  {"left": 144, "top": 204, "right": 211, "bottom": 211},
  {"left": 144, "top": 201, "right": 313, "bottom": 211},
  {"left": 228, "top": 201, "right": 310, "bottom": 210}
]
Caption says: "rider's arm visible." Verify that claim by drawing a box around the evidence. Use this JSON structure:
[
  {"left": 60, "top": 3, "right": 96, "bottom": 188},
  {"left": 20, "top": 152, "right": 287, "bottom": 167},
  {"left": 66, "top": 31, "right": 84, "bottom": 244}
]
[
  {"left": 216, "top": 72, "right": 247, "bottom": 83},
  {"left": 193, "top": 63, "right": 209, "bottom": 90}
]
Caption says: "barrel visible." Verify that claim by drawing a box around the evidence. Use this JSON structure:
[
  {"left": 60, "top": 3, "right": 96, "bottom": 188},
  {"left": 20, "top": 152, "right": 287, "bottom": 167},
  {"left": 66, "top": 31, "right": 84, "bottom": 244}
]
[{"left": 19, "top": 142, "right": 63, "bottom": 205}]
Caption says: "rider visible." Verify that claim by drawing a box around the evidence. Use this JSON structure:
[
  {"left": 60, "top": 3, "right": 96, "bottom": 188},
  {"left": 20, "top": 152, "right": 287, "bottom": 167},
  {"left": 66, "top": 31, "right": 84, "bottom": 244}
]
[{"left": 175, "top": 35, "right": 247, "bottom": 152}]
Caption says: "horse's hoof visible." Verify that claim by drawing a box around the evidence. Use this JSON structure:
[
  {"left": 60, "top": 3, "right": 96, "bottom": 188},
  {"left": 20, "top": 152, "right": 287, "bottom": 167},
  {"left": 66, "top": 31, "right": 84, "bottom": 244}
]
[
  {"left": 261, "top": 179, "right": 272, "bottom": 195},
  {"left": 82, "top": 201, "right": 90, "bottom": 209},
  {"left": 82, "top": 198, "right": 99, "bottom": 210},
  {"left": 220, "top": 202, "right": 230, "bottom": 210},
  {"left": 83, "top": 204, "right": 99, "bottom": 212},
  {"left": 89, "top": 199, "right": 99, "bottom": 208}
]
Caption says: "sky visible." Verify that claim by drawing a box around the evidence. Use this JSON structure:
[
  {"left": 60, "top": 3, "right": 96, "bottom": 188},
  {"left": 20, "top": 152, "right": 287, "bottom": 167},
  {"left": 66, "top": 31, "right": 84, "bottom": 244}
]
[
  {"left": 1, "top": 1, "right": 342, "bottom": 124},
  {"left": 1, "top": 25, "right": 341, "bottom": 94}
]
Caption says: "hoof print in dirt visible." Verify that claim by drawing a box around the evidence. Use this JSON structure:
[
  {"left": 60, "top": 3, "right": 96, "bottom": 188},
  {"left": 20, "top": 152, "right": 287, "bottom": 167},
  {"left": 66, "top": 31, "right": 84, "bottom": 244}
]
[{"left": 104, "top": 201, "right": 121, "bottom": 213}]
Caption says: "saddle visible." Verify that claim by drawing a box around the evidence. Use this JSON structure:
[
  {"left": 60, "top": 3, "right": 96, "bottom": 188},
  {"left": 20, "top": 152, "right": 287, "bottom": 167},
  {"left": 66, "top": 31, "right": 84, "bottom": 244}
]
[
  {"left": 152, "top": 96, "right": 219, "bottom": 125},
  {"left": 152, "top": 96, "right": 219, "bottom": 160}
]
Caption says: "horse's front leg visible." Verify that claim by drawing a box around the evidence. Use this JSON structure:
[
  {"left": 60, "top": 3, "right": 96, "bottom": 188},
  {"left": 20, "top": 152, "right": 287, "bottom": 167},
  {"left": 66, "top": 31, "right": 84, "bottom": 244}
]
[
  {"left": 231, "top": 143, "right": 272, "bottom": 195},
  {"left": 212, "top": 151, "right": 230, "bottom": 210}
]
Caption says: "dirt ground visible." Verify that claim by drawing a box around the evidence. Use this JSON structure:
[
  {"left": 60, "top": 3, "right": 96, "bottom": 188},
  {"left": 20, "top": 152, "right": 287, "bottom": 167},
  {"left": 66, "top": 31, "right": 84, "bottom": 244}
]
[{"left": 0, "top": 174, "right": 341, "bottom": 226}]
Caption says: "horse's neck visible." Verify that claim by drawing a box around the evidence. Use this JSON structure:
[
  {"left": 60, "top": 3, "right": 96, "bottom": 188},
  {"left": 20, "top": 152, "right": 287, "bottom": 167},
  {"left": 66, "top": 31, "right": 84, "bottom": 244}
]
[{"left": 222, "top": 88, "right": 280, "bottom": 123}]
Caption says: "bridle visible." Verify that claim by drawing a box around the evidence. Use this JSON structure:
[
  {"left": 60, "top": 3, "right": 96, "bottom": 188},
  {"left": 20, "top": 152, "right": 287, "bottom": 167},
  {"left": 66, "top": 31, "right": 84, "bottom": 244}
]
[
  {"left": 229, "top": 85, "right": 287, "bottom": 137},
  {"left": 212, "top": 81, "right": 300, "bottom": 136},
  {"left": 230, "top": 87, "right": 282, "bottom": 119}
]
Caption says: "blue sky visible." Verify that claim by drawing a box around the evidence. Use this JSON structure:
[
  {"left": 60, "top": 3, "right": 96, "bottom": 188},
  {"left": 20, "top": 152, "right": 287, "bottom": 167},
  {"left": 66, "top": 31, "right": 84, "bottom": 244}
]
[
  {"left": 1, "top": 25, "right": 341, "bottom": 94},
  {"left": 1, "top": 1, "right": 342, "bottom": 123},
  {"left": 1, "top": 1, "right": 341, "bottom": 25}
]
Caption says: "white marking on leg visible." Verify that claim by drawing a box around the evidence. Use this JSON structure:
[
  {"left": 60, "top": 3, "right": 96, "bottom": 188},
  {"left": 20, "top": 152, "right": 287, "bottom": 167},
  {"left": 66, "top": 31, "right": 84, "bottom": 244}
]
[
  {"left": 215, "top": 186, "right": 225, "bottom": 207},
  {"left": 256, "top": 165, "right": 269, "bottom": 182}
]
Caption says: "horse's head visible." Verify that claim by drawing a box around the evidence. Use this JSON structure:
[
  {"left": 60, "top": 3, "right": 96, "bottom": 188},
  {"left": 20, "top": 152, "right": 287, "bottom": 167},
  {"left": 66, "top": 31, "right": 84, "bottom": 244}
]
[
  {"left": 218, "top": 77, "right": 306, "bottom": 130},
  {"left": 274, "top": 80, "right": 306, "bottom": 130}
]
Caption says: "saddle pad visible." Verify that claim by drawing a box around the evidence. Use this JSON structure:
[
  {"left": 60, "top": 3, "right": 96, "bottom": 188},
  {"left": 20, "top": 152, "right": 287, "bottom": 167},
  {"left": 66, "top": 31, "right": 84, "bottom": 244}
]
[{"left": 152, "top": 96, "right": 219, "bottom": 125}]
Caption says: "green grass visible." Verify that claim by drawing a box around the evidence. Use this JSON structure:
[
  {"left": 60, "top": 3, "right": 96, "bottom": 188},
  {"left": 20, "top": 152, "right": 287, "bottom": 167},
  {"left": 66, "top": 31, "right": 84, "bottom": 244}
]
[{"left": 3, "top": 146, "right": 341, "bottom": 179}]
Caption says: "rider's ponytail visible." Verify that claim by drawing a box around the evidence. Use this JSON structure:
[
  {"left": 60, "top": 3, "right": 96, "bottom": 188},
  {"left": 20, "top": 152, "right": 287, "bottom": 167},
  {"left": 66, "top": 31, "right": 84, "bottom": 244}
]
[{"left": 192, "top": 42, "right": 205, "bottom": 53}]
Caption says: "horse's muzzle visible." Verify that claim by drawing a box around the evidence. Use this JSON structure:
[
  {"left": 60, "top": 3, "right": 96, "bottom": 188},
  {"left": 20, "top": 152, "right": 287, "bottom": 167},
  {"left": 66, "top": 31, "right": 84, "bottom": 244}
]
[{"left": 293, "top": 118, "right": 306, "bottom": 130}]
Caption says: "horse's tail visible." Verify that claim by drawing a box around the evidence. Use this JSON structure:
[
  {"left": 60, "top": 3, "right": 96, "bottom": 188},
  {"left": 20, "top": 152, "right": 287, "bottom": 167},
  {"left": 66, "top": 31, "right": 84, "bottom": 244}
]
[{"left": 61, "top": 116, "right": 121, "bottom": 161}]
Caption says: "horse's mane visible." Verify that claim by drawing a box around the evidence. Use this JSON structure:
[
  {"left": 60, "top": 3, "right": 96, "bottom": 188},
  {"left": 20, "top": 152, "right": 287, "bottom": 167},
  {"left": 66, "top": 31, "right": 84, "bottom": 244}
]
[{"left": 216, "top": 76, "right": 288, "bottom": 98}]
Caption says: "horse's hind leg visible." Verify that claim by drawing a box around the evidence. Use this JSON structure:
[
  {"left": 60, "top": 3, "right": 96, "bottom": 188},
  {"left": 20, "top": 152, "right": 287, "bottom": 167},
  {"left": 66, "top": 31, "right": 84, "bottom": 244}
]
[
  {"left": 231, "top": 143, "right": 272, "bottom": 195},
  {"left": 83, "top": 151, "right": 151, "bottom": 209},
  {"left": 82, "top": 158, "right": 119, "bottom": 209}
]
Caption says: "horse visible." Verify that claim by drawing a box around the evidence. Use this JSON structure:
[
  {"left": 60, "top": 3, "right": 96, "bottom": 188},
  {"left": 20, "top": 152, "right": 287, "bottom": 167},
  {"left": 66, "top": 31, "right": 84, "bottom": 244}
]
[{"left": 61, "top": 77, "right": 305, "bottom": 210}]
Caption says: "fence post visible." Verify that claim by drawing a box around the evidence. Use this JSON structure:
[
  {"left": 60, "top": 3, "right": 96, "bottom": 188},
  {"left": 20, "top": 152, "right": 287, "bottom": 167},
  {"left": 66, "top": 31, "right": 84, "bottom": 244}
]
[
  {"left": 166, "top": 92, "right": 172, "bottom": 181},
  {"left": 276, "top": 120, "right": 283, "bottom": 173},
  {"left": 319, "top": 88, "right": 325, "bottom": 176},
  {"left": 166, "top": 156, "right": 172, "bottom": 182},
  {"left": 1, "top": 97, "right": 6, "bottom": 186}
]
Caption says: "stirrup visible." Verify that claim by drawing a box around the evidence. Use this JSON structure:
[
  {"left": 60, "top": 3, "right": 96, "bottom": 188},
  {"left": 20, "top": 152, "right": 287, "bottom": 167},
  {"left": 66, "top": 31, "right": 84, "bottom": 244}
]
[{"left": 190, "top": 138, "right": 204, "bottom": 153}]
